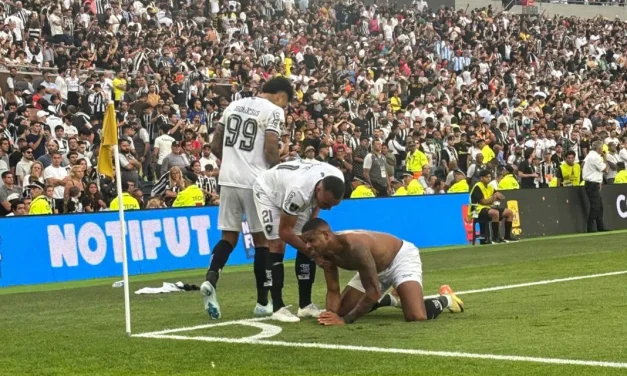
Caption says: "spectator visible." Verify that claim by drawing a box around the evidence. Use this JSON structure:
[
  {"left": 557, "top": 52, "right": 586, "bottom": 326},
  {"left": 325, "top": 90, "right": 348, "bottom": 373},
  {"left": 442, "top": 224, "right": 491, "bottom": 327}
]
[
  {"left": 110, "top": 180, "right": 140, "bottom": 211},
  {"left": 161, "top": 140, "right": 190, "bottom": 174},
  {"left": 517, "top": 148, "right": 538, "bottom": 189},
  {"left": 363, "top": 138, "right": 390, "bottom": 197},
  {"left": 555, "top": 151, "right": 581, "bottom": 187},
  {"left": 63, "top": 165, "right": 85, "bottom": 209},
  {"left": 118, "top": 139, "right": 141, "bottom": 187},
  {"left": 15, "top": 146, "right": 35, "bottom": 187},
  {"left": 23, "top": 161, "right": 45, "bottom": 193},
  {"left": 65, "top": 186, "right": 83, "bottom": 214},
  {"left": 153, "top": 125, "right": 176, "bottom": 178},
  {"left": 448, "top": 170, "right": 469, "bottom": 193},
  {"left": 6, "top": 199, "right": 27, "bottom": 217},
  {"left": 37, "top": 140, "right": 59, "bottom": 169},
  {"left": 615, "top": 162, "right": 627, "bottom": 184},
  {"left": 83, "top": 182, "right": 107, "bottom": 213},
  {"left": 43, "top": 151, "right": 68, "bottom": 213},
  {"left": 0, "top": 171, "right": 22, "bottom": 217}
]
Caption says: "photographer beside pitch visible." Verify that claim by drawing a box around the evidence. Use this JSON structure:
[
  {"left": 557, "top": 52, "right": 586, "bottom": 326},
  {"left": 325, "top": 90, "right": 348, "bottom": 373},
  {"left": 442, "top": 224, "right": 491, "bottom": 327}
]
[{"left": 300, "top": 218, "right": 464, "bottom": 325}]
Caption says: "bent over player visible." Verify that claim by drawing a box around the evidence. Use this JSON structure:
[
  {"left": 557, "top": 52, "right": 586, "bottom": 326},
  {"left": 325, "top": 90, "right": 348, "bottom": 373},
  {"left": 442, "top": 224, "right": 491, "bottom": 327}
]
[
  {"left": 300, "top": 218, "right": 464, "bottom": 325},
  {"left": 201, "top": 77, "right": 293, "bottom": 319},
  {"left": 253, "top": 160, "right": 345, "bottom": 322}
]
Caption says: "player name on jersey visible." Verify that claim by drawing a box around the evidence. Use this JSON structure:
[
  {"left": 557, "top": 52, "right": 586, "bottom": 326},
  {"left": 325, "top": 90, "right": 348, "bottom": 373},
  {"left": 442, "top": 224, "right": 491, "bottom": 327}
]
[{"left": 233, "top": 106, "right": 261, "bottom": 117}]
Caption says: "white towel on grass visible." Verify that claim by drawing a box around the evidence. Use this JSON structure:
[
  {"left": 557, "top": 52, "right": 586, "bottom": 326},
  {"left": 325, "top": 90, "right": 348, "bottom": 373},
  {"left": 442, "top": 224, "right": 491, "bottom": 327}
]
[{"left": 134, "top": 282, "right": 186, "bottom": 295}]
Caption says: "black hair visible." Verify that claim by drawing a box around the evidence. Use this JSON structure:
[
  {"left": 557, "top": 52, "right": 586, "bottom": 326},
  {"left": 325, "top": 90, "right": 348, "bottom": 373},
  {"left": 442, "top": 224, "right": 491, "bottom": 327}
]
[
  {"left": 10, "top": 199, "right": 24, "bottom": 212},
  {"left": 262, "top": 76, "right": 295, "bottom": 102},
  {"left": 523, "top": 147, "right": 535, "bottom": 160},
  {"left": 321, "top": 176, "right": 345, "bottom": 200},
  {"left": 121, "top": 180, "right": 130, "bottom": 191},
  {"left": 302, "top": 217, "right": 330, "bottom": 234},
  {"left": 565, "top": 150, "right": 576, "bottom": 158}
]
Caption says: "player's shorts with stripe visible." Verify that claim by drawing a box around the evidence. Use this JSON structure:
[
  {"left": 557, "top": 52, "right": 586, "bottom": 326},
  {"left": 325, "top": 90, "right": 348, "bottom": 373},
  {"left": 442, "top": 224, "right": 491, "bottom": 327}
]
[
  {"left": 252, "top": 182, "right": 311, "bottom": 240},
  {"left": 347, "top": 241, "right": 423, "bottom": 293},
  {"left": 218, "top": 186, "right": 263, "bottom": 232}
]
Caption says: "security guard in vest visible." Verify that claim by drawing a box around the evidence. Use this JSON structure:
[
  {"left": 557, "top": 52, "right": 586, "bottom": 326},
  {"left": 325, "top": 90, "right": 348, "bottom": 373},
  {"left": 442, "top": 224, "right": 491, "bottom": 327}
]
[
  {"left": 470, "top": 169, "right": 518, "bottom": 244},
  {"left": 615, "top": 162, "right": 627, "bottom": 184},
  {"left": 394, "top": 171, "right": 425, "bottom": 196},
  {"left": 173, "top": 172, "right": 206, "bottom": 207},
  {"left": 497, "top": 165, "right": 520, "bottom": 190},
  {"left": 110, "top": 181, "right": 141, "bottom": 210},
  {"left": 28, "top": 181, "right": 52, "bottom": 215},
  {"left": 555, "top": 150, "right": 581, "bottom": 187},
  {"left": 405, "top": 140, "right": 429, "bottom": 178},
  {"left": 447, "top": 170, "right": 469, "bottom": 193},
  {"left": 350, "top": 176, "right": 376, "bottom": 198}
]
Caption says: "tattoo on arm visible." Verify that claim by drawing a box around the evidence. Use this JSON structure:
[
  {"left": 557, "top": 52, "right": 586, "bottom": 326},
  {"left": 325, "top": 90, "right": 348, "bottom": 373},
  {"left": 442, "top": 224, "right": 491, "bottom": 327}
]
[
  {"left": 342, "top": 246, "right": 381, "bottom": 324},
  {"left": 211, "top": 124, "right": 224, "bottom": 159}
]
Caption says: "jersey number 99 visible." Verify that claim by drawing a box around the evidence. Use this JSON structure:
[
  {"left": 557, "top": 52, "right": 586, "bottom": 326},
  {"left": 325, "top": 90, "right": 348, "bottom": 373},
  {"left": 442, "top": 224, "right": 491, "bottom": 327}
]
[{"left": 225, "top": 114, "right": 258, "bottom": 152}]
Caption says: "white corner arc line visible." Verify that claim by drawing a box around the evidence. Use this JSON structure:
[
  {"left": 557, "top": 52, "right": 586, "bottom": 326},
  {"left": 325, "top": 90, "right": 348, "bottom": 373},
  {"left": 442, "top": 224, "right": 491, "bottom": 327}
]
[
  {"left": 134, "top": 333, "right": 627, "bottom": 369},
  {"left": 135, "top": 317, "right": 271, "bottom": 336},
  {"left": 424, "top": 270, "right": 627, "bottom": 299}
]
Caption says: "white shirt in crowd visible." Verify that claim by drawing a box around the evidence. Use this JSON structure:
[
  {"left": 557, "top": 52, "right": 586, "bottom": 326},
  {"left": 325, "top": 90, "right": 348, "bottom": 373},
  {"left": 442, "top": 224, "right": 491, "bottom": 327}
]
[
  {"left": 582, "top": 150, "right": 606, "bottom": 183},
  {"left": 154, "top": 134, "right": 175, "bottom": 164},
  {"left": 44, "top": 165, "right": 68, "bottom": 199},
  {"left": 605, "top": 152, "right": 618, "bottom": 180}
]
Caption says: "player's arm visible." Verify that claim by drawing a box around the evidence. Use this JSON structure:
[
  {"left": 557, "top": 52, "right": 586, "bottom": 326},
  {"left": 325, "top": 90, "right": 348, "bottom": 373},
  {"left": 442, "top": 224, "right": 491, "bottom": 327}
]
[
  {"left": 264, "top": 130, "right": 280, "bottom": 168},
  {"left": 279, "top": 189, "right": 312, "bottom": 256},
  {"left": 210, "top": 123, "right": 224, "bottom": 160},
  {"left": 341, "top": 245, "right": 381, "bottom": 324},
  {"left": 324, "top": 265, "right": 341, "bottom": 313},
  {"left": 278, "top": 212, "right": 310, "bottom": 255},
  {"left": 264, "top": 109, "right": 284, "bottom": 168}
]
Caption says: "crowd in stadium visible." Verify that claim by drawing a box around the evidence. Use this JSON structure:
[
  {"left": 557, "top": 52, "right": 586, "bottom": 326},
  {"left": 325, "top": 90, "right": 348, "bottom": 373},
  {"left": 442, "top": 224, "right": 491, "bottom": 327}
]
[{"left": 0, "top": 0, "right": 627, "bottom": 216}]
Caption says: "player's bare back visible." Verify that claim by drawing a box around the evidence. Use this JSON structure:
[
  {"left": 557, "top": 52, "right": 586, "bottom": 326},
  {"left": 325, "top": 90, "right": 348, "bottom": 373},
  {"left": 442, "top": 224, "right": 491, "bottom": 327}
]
[{"left": 324, "top": 231, "right": 403, "bottom": 272}]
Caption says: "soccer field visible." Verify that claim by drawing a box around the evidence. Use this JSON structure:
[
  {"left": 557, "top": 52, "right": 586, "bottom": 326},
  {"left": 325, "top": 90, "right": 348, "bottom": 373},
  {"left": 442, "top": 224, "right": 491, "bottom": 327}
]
[{"left": 2, "top": 232, "right": 627, "bottom": 376}]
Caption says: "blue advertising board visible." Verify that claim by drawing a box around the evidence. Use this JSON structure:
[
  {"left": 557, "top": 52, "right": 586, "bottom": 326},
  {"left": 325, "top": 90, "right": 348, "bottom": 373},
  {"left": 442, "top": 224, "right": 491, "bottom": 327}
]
[{"left": 0, "top": 194, "right": 470, "bottom": 288}]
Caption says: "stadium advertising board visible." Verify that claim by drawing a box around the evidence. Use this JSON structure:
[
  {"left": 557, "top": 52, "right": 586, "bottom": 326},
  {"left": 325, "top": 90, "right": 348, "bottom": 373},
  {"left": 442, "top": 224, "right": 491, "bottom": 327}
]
[{"left": 0, "top": 187, "right": 625, "bottom": 287}]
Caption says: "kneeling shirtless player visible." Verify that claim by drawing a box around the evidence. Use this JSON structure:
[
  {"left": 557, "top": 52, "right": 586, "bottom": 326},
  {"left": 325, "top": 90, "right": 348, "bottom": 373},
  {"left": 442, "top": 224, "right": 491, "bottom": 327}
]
[{"left": 300, "top": 218, "right": 464, "bottom": 325}]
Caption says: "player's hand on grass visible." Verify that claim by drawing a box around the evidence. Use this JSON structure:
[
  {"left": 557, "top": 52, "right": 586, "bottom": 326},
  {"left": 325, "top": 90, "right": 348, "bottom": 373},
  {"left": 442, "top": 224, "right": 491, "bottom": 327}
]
[{"left": 318, "top": 311, "right": 345, "bottom": 326}]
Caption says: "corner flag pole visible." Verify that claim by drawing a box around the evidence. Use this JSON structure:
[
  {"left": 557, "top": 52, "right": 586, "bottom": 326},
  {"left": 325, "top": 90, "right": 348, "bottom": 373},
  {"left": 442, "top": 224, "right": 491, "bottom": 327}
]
[
  {"left": 100, "top": 101, "right": 132, "bottom": 336},
  {"left": 113, "top": 141, "right": 132, "bottom": 336}
]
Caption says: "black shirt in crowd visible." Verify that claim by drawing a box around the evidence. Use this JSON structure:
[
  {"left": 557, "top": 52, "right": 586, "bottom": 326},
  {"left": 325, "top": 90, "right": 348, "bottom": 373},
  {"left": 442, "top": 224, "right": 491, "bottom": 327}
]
[{"left": 518, "top": 159, "right": 536, "bottom": 189}]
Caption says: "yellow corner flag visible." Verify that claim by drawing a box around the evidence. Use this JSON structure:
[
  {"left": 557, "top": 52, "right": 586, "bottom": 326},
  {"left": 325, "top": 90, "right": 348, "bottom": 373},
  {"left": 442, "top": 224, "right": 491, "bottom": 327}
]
[{"left": 98, "top": 102, "right": 118, "bottom": 178}]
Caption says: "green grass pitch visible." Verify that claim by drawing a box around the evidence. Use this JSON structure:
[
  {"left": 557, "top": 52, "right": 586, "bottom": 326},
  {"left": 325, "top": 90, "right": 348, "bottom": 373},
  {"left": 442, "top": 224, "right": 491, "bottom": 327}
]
[{"left": 1, "top": 231, "right": 626, "bottom": 376}]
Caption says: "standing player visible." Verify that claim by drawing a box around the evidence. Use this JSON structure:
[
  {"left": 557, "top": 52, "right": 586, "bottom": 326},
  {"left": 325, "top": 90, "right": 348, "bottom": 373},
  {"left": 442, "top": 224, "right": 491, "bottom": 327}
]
[
  {"left": 300, "top": 218, "right": 464, "bottom": 325},
  {"left": 252, "top": 160, "right": 345, "bottom": 322},
  {"left": 201, "top": 77, "right": 294, "bottom": 319}
]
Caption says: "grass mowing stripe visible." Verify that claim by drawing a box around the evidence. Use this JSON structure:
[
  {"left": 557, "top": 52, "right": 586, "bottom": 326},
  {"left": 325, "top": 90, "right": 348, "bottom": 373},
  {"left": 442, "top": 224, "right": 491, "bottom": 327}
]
[
  {"left": 424, "top": 269, "right": 627, "bottom": 298},
  {"left": 139, "top": 268, "right": 627, "bottom": 337},
  {"left": 134, "top": 334, "right": 627, "bottom": 370}
]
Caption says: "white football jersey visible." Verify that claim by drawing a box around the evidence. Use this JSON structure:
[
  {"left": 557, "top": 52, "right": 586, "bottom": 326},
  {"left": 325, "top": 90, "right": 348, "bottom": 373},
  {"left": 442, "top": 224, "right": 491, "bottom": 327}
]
[
  {"left": 256, "top": 160, "right": 345, "bottom": 215},
  {"left": 218, "top": 97, "right": 285, "bottom": 188}
]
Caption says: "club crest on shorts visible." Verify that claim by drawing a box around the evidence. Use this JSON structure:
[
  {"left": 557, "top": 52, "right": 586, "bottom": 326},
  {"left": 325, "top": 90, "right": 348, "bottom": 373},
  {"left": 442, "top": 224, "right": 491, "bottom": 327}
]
[{"left": 265, "top": 225, "right": 273, "bottom": 234}]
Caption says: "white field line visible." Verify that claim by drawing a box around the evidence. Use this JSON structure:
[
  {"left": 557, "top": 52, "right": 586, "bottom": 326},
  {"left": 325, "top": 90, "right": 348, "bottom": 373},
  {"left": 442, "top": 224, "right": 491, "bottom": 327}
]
[
  {"left": 134, "top": 332, "right": 627, "bottom": 369},
  {"left": 424, "top": 269, "right": 627, "bottom": 299},
  {"left": 133, "top": 269, "right": 627, "bottom": 369}
]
